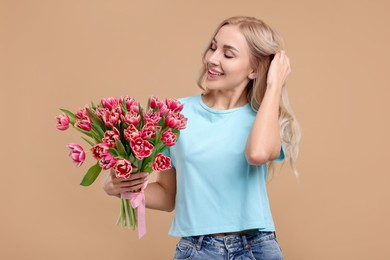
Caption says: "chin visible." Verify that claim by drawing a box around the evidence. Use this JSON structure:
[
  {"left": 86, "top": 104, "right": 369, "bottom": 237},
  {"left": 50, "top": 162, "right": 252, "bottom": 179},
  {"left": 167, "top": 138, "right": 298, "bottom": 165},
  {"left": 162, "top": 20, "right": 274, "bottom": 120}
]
[{"left": 204, "top": 81, "right": 224, "bottom": 91}]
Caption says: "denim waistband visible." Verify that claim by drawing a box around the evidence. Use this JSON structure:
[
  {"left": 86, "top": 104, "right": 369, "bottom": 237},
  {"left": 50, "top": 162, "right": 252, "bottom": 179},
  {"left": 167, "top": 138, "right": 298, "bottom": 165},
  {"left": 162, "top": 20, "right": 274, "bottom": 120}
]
[{"left": 181, "top": 231, "right": 276, "bottom": 252}]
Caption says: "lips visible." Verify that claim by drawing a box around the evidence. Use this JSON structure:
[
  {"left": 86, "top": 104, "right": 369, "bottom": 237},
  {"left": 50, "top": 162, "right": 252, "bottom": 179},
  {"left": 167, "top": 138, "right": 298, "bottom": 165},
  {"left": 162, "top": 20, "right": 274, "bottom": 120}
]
[{"left": 207, "top": 67, "right": 224, "bottom": 77}]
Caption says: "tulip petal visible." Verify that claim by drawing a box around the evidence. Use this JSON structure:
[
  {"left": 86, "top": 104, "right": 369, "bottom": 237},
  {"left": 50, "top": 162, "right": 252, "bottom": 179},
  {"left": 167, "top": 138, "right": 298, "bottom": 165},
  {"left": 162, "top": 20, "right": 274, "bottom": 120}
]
[{"left": 59, "top": 108, "right": 77, "bottom": 125}]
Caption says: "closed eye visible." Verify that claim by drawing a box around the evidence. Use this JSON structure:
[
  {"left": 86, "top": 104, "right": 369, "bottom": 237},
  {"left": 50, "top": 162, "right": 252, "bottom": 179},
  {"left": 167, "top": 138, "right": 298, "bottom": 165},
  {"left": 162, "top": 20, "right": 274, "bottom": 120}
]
[{"left": 209, "top": 44, "right": 234, "bottom": 59}]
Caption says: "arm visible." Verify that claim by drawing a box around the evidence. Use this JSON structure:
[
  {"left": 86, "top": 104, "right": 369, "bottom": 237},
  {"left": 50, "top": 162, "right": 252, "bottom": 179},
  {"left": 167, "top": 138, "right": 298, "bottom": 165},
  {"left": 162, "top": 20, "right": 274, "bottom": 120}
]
[
  {"left": 103, "top": 168, "right": 176, "bottom": 212},
  {"left": 245, "top": 50, "right": 291, "bottom": 165},
  {"left": 145, "top": 168, "right": 176, "bottom": 212}
]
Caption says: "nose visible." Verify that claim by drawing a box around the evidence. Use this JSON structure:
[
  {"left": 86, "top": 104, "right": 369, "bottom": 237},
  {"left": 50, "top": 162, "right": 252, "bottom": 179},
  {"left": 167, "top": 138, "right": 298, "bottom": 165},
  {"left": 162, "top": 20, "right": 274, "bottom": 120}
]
[{"left": 205, "top": 50, "right": 220, "bottom": 66}]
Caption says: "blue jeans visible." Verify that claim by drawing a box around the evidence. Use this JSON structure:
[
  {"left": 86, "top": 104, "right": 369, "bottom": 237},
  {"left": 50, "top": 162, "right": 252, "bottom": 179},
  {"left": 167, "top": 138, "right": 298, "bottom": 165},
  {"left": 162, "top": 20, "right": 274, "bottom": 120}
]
[{"left": 173, "top": 231, "right": 283, "bottom": 260}]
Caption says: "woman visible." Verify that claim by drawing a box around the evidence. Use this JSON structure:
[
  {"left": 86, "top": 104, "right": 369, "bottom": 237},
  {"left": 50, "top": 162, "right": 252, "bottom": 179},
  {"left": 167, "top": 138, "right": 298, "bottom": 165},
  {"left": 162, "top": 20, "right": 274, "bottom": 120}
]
[{"left": 104, "top": 16, "right": 301, "bottom": 260}]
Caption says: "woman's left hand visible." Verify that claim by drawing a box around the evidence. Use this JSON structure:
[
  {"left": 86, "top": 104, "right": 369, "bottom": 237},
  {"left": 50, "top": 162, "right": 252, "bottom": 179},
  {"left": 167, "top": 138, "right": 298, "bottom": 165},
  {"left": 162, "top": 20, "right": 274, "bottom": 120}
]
[{"left": 266, "top": 50, "right": 291, "bottom": 89}]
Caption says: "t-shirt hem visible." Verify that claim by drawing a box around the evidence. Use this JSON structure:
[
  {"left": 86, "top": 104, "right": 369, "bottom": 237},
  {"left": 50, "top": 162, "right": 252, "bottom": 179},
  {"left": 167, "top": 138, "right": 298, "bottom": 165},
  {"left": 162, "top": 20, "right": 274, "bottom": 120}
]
[{"left": 168, "top": 223, "right": 275, "bottom": 237}]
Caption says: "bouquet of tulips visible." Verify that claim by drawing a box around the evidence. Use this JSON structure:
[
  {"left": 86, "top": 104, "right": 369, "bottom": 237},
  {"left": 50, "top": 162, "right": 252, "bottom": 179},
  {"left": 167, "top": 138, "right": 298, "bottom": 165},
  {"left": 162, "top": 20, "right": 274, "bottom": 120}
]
[{"left": 56, "top": 96, "right": 187, "bottom": 238}]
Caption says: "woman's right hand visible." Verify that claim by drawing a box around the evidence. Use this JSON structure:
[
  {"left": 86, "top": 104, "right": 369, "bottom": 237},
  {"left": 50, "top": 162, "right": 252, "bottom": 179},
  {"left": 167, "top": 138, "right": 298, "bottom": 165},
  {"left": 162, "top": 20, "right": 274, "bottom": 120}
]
[{"left": 103, "top": 169, "right": 148, "bottom": 198}]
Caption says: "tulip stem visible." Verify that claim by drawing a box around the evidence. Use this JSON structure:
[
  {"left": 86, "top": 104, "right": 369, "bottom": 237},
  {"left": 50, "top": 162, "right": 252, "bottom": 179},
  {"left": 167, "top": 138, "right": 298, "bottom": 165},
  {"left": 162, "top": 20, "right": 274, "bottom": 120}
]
[{"left": 123, "top": 198, "right": 130, "bottom": 227}]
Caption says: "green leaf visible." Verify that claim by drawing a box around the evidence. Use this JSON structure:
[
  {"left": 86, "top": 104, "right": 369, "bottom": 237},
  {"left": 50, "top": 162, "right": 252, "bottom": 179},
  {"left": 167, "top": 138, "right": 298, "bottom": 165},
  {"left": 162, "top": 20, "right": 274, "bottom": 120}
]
[
  {"left": 115, "top": 138, "right": 127, "bottom": 158},
  {"left": 138, "top": 103, "right": 144, "bottom": 128},
  {"left": 92, "top": 136, "right": 101, "bottom": 143},
  {"left": 128, "top": 153, "right": 134, "bottom": 163},
  {"left": 121, "top": 99, "right": 128, "bottom": 114},
  {"left": 91, "top": 123, "right": 105, "bottom": 140},
  {"left": 82, "top": 137, "right": 95, "bottom": 147},
  {"left": 146, "top": 97, "right": 150, "bottom": 112},
  {"left": 142, "top": 162, "right": 153, "bottom": 173},
  {"left": 154, "top": 126, "right": 161, "bottom": 143},
  {"left": 72, "top": 124, "right": 94, "bottom": 138},
  {"left": 80, "top": 163, "right": 102, "bottom": 186},
  {"left": 109, "top": 148, "right": 119, "bottom": 157},
  {"left": 160, "top": 145, "right": 168, "bottom": 153},
  {"left": 154, "top": 142, "right": 165, "bottom": 154},
  {"left": 86, "top": 108, "right": 106, "bottom": 132},
  {"left": 91, "top": 101, "right": 96, "bottom": 110},
  {"left": 60, "top": 108, "right": 77, "bottom": 125},
  {"left": 125, "top": 143, "right": 131, "bottom": 156},
  {"left": 172, "top": 129, "right": 181, "bottom": 141}
]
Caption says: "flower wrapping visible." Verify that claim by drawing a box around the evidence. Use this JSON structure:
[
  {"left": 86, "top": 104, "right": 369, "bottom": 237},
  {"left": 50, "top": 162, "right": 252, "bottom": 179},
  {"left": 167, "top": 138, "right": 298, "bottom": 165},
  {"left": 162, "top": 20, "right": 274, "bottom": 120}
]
[{"left": 56, "top": 96, "right": 187, "bottom": 238}]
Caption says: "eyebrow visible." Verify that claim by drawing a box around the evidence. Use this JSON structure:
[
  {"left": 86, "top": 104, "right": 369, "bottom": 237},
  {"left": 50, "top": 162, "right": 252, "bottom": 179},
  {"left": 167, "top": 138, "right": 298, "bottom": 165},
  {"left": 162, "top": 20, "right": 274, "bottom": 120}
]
[{"left": 212, "top": 38, "right": 240, "bottom": 53}]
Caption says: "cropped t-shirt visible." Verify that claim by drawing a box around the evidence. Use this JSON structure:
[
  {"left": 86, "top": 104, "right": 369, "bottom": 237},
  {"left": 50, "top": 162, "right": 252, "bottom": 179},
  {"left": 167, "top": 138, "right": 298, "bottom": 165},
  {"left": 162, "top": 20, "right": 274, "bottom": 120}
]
[{"left": 164, "top": 94, "right": 284, "bottom": 237}]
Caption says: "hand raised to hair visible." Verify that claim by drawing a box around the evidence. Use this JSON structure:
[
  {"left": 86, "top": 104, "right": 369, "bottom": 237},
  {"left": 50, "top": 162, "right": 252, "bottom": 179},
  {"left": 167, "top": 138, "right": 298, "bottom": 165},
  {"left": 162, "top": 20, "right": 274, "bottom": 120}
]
[{"left": 266, "top": 50, "right": 291, "bottom": 90}]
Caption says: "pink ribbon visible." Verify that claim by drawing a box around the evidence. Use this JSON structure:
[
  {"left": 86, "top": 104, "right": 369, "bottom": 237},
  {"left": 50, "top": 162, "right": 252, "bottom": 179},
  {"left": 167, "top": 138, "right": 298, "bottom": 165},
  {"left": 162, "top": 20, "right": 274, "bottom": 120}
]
[{"left": 121, "top": 180, "right": 148, "bottom": 239}]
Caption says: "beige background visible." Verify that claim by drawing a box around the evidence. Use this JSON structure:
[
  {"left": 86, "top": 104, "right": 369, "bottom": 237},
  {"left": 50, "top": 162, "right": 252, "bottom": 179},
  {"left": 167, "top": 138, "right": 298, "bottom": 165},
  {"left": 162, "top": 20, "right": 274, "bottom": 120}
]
[{"left": 1, "top": 0, "right": 389, "bottom": 259}]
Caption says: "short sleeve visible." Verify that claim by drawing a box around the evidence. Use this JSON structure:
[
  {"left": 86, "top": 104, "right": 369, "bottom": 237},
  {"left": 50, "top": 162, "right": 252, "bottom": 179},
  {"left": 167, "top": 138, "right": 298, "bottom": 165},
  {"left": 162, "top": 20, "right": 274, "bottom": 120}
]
[{"left": 274, "top": 142, "right": 285, "bottom": 162}]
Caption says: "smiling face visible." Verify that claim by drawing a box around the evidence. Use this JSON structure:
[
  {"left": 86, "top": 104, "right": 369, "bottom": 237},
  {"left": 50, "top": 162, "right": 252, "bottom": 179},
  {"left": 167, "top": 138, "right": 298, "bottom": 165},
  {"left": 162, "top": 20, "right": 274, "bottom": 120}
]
[{"left": 203, "top": 24, "right": 256, "bottom": 92}]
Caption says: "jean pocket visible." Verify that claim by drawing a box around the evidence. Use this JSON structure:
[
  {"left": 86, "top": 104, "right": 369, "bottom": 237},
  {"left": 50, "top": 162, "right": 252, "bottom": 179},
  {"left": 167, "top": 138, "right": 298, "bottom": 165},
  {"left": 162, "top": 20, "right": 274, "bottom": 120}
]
[
  {"left": 173, "top": 239, "right": 196, "bottom": 260},
  {"left": 249, "top": 238, "right": 283, "bottom": 260}
]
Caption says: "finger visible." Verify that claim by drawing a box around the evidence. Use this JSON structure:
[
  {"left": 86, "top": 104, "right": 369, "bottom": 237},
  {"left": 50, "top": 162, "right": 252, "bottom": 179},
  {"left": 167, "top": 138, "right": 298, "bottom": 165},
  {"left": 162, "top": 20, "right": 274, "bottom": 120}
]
[
  {"left": 129, "top": 172, "right": 148, "bottom": 180},
  {"left": 110, "top": 168, "right": 116, "bottom": 177},
  {"left": 118, "top": 183, "right": 142, "bottom": 193},
  {"left": 119, "top": 176, "right": 148, "bottom": 188},
  {"left": 128, "top": 183, "right": 145, "bottom": 192},
  {"left": 286, "top": 58, "right": 291, "bottom": 74},
  {"left": 273, "top": 51, "right": 281, "bottom": 60},
  {"left": 114, "top": 172, "right": 147, "bottom": 183},
  {"left": 280, "top": 51, "right": 286, "bottom": 61}
]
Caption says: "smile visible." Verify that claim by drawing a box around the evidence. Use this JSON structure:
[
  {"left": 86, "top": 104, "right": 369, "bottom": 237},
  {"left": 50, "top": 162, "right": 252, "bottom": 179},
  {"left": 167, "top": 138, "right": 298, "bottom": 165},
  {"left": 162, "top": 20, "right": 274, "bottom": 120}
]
[{"left": 208, "top": 69, "right": 224, "bottom": 77}]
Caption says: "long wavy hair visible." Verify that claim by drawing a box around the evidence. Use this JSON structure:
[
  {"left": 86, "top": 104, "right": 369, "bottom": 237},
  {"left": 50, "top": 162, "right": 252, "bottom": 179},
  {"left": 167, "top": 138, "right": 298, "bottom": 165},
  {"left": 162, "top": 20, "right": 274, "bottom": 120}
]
[{"left": 197, "top": 16, "right": 301, "bottom": 180}]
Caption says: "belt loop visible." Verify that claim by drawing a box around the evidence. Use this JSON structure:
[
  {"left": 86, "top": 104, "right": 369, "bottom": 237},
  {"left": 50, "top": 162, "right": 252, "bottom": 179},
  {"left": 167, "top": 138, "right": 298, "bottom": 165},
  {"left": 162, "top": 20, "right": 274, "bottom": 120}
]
[
  {"left": 196, "top": 235, "right": 204, "bottom": 250},
  {"left": 241, "top": 235, "right": 251, "bottom": 251}
]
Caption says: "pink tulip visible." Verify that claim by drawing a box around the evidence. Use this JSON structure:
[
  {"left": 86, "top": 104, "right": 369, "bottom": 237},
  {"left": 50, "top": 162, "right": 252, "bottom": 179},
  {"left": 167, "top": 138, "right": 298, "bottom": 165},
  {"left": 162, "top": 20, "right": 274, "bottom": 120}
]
[
  {"left": 165, "top": 98, "right": 184, "bottom": 112},
  {"left": 161, "top": 129, "right": 177, "bottom": 146},
  {"left": 144, "top": 110, "right": 161, "bottom": 126},
  {"left": 114, "top": 159, "right": 133, "bottom": 179},
  {"left": 152, "top": 153, "right": 172, "bottom": 171},
  {"left": 102, "top": 127, "right": 120, "bottom": 148},
  {"left": 67, "top": 143, "right": 85, "bottom": 167},
  {"left": 95, "top": 107, "right": 108, "bottom": 120},
  {"left": 75, "top": 119, "right": 92, "bottom": 131},
  {"left": 56, "top": 113, "right": 70, "bottom": 131},
  {"left": 141, "top": 123, "right": 161, "bottom": 140},
  {"left": 158, "top": 103, "right": 169, "bottom": 117},
  {"left": 175, "top": 113, "right": 188, "bottom": 130},
  {"left": 130, "top": 137, "right": 154, "bottom": 160},
  {"left": 102, "top": 108, "right": 121, "bottom": 128},
  {"left": 91, "top": 143, "right": 109, "bottom": 160},
  {"left": 150, "top": 96, "right": 168, "bottom": 116},
  {"left": 75, "top": 107, "right": 92, "bottom": 131},
  {"left": 124, "top": 124, "right": 140, "bottom": 141},
  {"left": 121, "top": 96, "right": 139, "bottom": 113},
  {"left": 121, "top": 110, "right": 141, "bottom": 126},
  {"left": 165, "top": 111, "right": 188, "bottom": 130},
  {"left": 99, "top": 154, "right": 117, "bottom": 170},
  {"left": 149, "top": 96, "right": 160, "bottom": 109},
  {"left": 101, "top": 97, "right": 120, "bottom": 110}
]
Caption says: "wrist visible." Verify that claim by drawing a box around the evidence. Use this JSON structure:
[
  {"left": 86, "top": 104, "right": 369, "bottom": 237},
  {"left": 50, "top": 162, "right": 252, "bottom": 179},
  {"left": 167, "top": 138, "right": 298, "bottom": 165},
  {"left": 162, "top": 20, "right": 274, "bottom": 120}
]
[
  {"left": 267, "top": 83, "right": 283, "bottom": 90},
  {"left": 266, "top": 84, "right": 282, "bottom": 96}
]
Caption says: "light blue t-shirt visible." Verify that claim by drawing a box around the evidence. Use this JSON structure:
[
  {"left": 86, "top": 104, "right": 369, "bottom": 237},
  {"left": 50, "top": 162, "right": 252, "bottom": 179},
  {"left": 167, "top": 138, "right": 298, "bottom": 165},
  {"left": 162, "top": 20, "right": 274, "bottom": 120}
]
[{"left": 164, "top": 94, "right": 284, "bottom": 237}]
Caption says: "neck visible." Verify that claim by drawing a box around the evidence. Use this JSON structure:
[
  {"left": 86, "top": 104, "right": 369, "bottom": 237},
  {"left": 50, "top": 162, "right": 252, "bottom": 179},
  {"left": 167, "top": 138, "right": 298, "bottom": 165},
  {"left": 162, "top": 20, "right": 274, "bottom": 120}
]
[{"left": 202, "top": 89, "right": 248, "bottom": 110}]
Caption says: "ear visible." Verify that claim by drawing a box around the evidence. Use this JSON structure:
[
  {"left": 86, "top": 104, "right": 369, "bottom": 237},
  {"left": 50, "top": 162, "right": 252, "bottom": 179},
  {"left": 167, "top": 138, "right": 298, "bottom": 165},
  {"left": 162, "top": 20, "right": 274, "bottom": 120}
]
[{"left": 248, "top": 70, "right": 257, "bottom": 80}]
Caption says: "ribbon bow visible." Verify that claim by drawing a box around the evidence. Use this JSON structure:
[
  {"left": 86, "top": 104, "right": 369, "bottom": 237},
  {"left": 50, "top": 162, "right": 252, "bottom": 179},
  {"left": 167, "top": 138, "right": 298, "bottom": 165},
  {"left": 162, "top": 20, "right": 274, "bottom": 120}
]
[{"left": 121, "top": 180, "right": 148, "bottom": 239}]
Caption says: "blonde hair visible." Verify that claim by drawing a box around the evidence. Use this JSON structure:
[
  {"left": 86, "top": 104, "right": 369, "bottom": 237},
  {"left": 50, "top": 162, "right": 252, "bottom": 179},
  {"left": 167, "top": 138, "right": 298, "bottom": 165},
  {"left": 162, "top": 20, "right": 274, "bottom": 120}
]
[{"left": 197, "top": 16, "right": 301, "bottom": 181}]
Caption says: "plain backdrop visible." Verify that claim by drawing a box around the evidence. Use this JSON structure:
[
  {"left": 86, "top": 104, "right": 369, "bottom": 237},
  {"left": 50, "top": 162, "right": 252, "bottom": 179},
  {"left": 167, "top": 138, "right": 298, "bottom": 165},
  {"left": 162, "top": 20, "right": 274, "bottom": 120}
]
[{"left": 1, "top": 0, "right": 389, "bottom": 259}]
